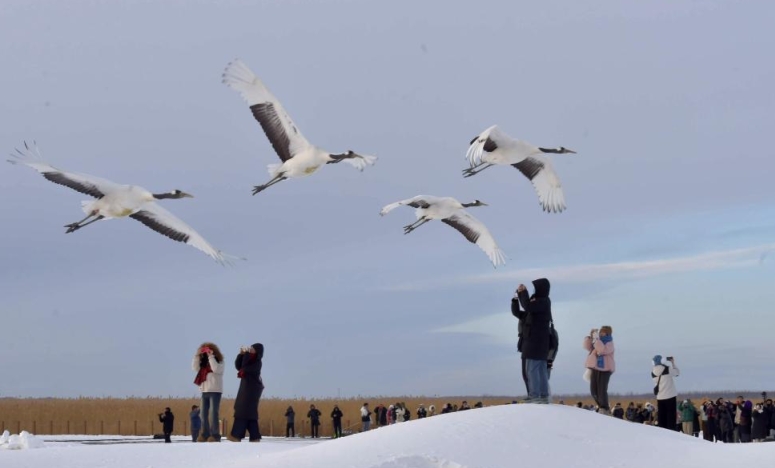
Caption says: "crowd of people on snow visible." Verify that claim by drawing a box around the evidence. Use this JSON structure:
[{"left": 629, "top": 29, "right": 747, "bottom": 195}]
[
  {"left": 276, "top": 400, "right": 486, "bottom": 437},
  {"left": 574, "top": 395, "right": 775, "bottom": 443},
  {"left": 151, "top": 277, "right": 769, "bottom": 444}
]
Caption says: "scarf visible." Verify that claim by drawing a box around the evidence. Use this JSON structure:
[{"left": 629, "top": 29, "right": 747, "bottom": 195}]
[
  {"left": 194, "top": 358, "right": 212, "bottom": 386},
  {"left": 597, "top": 335, "right": 613, "bottom": 368}
]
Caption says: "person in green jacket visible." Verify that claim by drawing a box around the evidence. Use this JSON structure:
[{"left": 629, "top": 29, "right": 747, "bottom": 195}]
[{"left": 679, "top": 399, "right": 697, "bottom": 435}]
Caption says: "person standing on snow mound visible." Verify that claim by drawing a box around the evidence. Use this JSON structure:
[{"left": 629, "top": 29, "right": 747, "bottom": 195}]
[
  {"left": 516, "top": 278, "right": 553, "bottom": 404},
  {"left": 651, "top": 355, "right": 680, "bottom": 430},
  {"left": 583, "top": 325, "right": 615, "bottom": 415},
  {"left": 228, "top": 343, "right": 265, "bottom": 442}
]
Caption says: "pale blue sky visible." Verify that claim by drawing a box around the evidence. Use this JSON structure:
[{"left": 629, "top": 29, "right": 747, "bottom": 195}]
[{"left": 1, "top": 0, "right": 773, "bottom": 399}]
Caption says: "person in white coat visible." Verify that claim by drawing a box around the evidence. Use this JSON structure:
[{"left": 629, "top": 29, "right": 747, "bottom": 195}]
[
  {"left": 394, "top": 404, "right": 406, "bottom": 423},
  {"left": 192, "top": 342, "right": 225, "bottom": 441},
  {"left": 360, "top": 403, "right": 371, "bottom": 432},
  {"left": 651, "top": 355, "right": 680, "bottom": 430}
]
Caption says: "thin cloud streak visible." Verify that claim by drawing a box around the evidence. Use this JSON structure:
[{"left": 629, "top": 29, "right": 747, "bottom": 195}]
[{"left": 387, "top": 243, "right": 775, "bottom": 292}]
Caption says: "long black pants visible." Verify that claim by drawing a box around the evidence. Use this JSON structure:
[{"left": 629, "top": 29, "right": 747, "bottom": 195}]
[
  {"left": 657, "top": 397, "right": 677, "bottom": 430},
  {"left": 286, "top": 422, "right": 294, "bottom": 437},
  {"left": 163, "top": 431, "right": 171, "bottom": 443},
  {"left": 231, "top": 418, "right": 261, "bottom": 441},
  {"left": 333, "top": 419, "right": 342, "bottom": 438},
  {"left": 311, "top": 423, "right": 319, "bottom": 438},
  {"left": 590, "top": 370, "right": 612, "bottom": 410}
]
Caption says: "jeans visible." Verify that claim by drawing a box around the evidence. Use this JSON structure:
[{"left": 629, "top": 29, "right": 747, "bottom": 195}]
[
  {"left": 361, "top": 420, "right": 370, "bottom": 432},
  {"left": 526, "top": 359, "right": 549, "bottom": 401},
  {"left": 201, "top": 392, "right": 222, "bottom": 439},
  {"left": 191, "top": 427, "right": 200, "bottom": 442},
  {"left": 520, "top": 356, "right": 529, "bottom": 394}
]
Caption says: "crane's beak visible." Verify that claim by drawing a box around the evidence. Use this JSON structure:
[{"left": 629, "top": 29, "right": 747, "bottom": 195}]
[
  {"left": 565, "top": 148, "right": 577, "bottom": 154},
  {"left": 180, "top": 192, "right": 194, "bottom": 198}
]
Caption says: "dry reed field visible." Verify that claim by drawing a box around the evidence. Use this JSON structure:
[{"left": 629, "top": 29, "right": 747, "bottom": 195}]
[
  {"left": 0, "top": 397, "right": 507, "bottom": 438},
  {"left": 1, "top": 392, "right": 764, "bottom": 438}
]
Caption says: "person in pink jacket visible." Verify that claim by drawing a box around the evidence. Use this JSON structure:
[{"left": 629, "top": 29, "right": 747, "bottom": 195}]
[{"left": 583, "top": 325, "right": 615, "bottom": 414}]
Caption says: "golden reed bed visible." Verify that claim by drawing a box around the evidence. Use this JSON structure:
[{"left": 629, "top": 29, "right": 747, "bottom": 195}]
[
  {"left": 0, "top": 397, "right": 508, "bottom": 438},
  {"left": 0, "top": 393, "right": 751, "bottom": 437}
]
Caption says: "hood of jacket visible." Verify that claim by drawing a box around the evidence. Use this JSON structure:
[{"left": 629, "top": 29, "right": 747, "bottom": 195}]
[
  {"left": 532, "top": 278, "right": 550, "bottom": 298},
  {"left": 251, "top": 343, "right": 264, "bottom": 359}
]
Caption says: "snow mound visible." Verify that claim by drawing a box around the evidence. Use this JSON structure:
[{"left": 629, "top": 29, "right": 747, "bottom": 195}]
[
  {"left": 368, "top": 455, "right": 468, "bottom": 468},
  {"left": 0, "top": 430, "right": 46, "bottom": 450}
]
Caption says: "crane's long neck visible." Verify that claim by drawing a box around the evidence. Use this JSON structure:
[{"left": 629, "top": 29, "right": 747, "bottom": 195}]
[{"left": 153, "top": 191, "right": 190, "bottom": 200}]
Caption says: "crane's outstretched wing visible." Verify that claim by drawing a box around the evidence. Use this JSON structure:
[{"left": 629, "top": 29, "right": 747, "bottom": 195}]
[
  {"left": 130, "top": 203, "right": 240, "bottom": 265},
  {"left": 466, "top": 124, "right": 508, "bottom": 167},
  {"left": 441, "top": 211, "right": 506, "bottom": 267},
  {"left": 222, "top": 59, "right": 311, "bottom": 162},
  {"left": 379, "top": 195, "right": 438, "bottom": 216},
  {"left": 512, "top": 155, "right": 566, "bottom": 213},
  {"left": 8, "top": 141, "right": 123, "bottom": 198}
]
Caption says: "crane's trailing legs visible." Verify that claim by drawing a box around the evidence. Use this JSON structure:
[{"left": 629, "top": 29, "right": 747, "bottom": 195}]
[
  {"left": 252, "top": 175, "right": 287, "bottom": 195},
  {"left": 64, "top": 213, "right": 105, "bottom": 233},
  {"left": 462, "top": 163, "right": 494, "bottom": 178},
  {"left": 403, "top": 218, "right": 430, "bottom": 235}
]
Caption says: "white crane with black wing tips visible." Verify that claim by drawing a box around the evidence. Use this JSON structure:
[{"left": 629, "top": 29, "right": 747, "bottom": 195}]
[
  {"left": 380, "top": 195, "right": 507, "bottom": 267},
  {"left": 8, "top": 141, "right": 240, "bottom": 265},
  {"left": 221, "top": 59, "right": 377, "bottom": 195},
  {"left": 464, "top": 125, "right": 576, "bottom": 213}
]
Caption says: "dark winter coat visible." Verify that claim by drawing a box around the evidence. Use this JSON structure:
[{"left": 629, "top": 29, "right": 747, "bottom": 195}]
[
  {"left": 378, "top": 407, "right": 388, "bottom": 425},
  {"left": 285, "top": 408, "right": 295, "bottom": 424},
  {"left": 516, "top": 278, "right": 552, "bottom": 360},
  {"left": 417, "top": 407, "right": 427, "bottom": 418},
  {"left": 752, "top": 408, "right": 768, "bottom": 440},
  {"left": 159, "top": 409, "right": 174, "bottom": 433},
  {"left": 233, "top": 343, "right": 264, "bottom": 420},
  {"left": 511, "top": 298, "right": 527, "bottom": 353},
  {"left": 331, "top": 407, "right": 343, "bottom": 422},
  {"left": 737, "top": 401, "right": 753, "bottom": 436},
  {"left": 767, "top": 404, "right": 775, "bottom": 430},
  {"left": 307, "top": 408, "right": 322, "bottom": 425},
  {"left": 717, "top": 405, "right": 733, "bottom": 433},
  {"left": 612, "top": 406, "right": 624, "bottom": 419}
]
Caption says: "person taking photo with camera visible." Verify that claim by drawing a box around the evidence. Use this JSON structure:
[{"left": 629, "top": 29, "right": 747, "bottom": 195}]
[
  {"left": 228, "top": 343, "right": 265, "bottom": 442},
  {"left": 651, "top": 354, "right": 680, "bottom": 430},
  {"left": 583, "top": 326, "right": 615, "bottom": 415},
  {"left": 192, "top": 342, "right": 225, "bottom": 442},
  {"left": 515, "top": 278, "right": 553, "bottom": 404},
  {"left": 158, "top": 407, "right": 174, "bottom": 443}
]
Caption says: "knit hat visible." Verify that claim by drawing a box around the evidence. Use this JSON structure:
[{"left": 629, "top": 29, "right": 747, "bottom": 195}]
[{"left": 653, "top": 355, "right": 662, "bottom": 366}]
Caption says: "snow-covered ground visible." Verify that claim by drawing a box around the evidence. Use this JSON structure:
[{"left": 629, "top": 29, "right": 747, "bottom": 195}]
[{"left": 1, "top": 404, "right": 773, "bottom": 468}]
